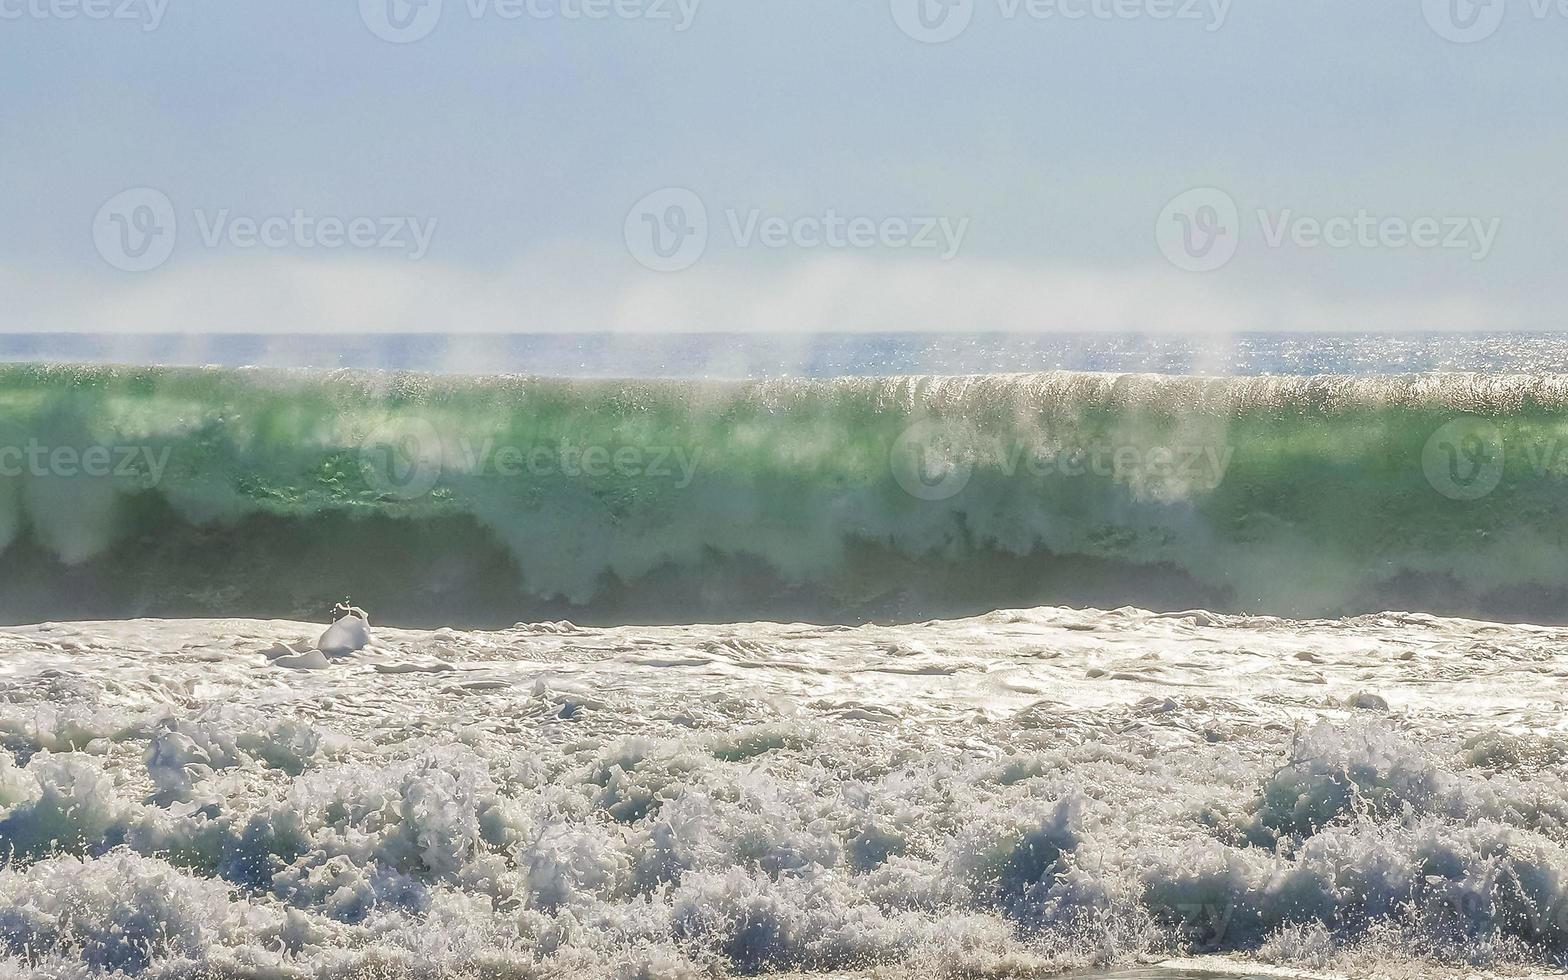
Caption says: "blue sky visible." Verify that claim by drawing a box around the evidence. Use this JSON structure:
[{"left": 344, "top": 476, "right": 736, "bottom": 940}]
[{"left": 1, "top": 0, "right": 1564, "bottom": 332}]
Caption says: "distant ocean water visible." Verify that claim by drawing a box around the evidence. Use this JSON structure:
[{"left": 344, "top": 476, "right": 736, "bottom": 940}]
[{"left": 4, "top": 331, "right": 1568, "bottom": 378}]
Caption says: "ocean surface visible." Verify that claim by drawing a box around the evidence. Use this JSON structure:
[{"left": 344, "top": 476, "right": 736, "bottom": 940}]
[
  {"left": 4, "top": 331, "right": 1568, "bottom": 378},
  {"left": 3, "top": 333, "right": 1568, "bottom": 979}
]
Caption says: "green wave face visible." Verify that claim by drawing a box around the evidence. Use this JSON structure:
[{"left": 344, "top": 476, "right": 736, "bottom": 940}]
[{"left": 2, "top": 364, "right": 1566, "bottom": 625}]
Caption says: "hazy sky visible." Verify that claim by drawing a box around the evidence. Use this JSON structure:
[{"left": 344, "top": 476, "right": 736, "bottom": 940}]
[{"left": 2, "top": 0, "right": 1564, "bottom": 332}]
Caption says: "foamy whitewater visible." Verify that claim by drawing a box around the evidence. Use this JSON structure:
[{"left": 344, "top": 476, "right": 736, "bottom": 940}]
[{"left": 3, "top": 607, "right": 1568, "bottom": 978}]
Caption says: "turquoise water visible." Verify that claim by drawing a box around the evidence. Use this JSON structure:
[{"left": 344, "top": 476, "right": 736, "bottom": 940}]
[{"left": 2, "top": 362, "right": 1567, "bottom": 625}]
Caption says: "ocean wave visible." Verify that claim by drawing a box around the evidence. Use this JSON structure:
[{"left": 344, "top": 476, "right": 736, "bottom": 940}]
[{"left": 2, "top": 364, "right": 1567, "bottom": 624}]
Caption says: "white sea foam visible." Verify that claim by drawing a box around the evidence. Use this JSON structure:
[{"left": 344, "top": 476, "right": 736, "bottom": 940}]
[{"left": 2, "top": 607, "right": 1567, "bottom": 977}]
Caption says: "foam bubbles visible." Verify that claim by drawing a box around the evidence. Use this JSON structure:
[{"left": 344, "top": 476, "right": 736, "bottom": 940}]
[{"left": 3, "top": 608, "right": 1568, "bottom": 976}]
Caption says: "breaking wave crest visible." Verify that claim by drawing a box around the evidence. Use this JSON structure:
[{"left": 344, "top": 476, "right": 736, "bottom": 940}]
[{"left": 3, "top": 363, "right": 1567, "bottom": 624}]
